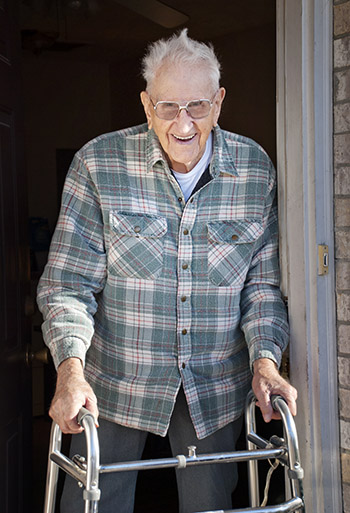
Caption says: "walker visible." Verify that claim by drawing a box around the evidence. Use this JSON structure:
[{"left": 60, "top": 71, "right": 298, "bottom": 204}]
[{"left": 43, "top": 392, "right": 305, "bottom": 513}]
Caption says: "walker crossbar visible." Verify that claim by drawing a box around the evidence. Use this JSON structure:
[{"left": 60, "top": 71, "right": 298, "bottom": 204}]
[
  {"left": 43, "top": 393, "right": 305, "bottom": 513},
  {"left": 98, "top": 447, "right": 286, "bottom": 474}
]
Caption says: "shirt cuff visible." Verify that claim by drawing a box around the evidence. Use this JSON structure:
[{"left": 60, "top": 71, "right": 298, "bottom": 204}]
[
  {"left": 249, "top": 345, "right": 282, "bottom": 373},
  {"left": 49, "top": 337, "right": 88, "bottom": 370}
]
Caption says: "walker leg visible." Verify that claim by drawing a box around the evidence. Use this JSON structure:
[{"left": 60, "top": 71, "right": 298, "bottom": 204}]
[
  {"left": 43, "top": 410, "right": 101, "bottom": 513},
  {"left": 43, "top": 423, "right": 62, "bottom": 513},
  {"left": 245, "top": 392, "right": 260, "bottom": 507}
]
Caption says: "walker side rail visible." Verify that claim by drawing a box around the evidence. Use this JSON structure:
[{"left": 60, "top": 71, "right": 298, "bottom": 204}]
[
  {"left": 44, "top": 409, "right": 100, "bottom": 513},
  {"left": 43, "top": 394, "right": 305, "bottom": 513},
  {"left": 244, "top": 393, "right": 305, "bottom": 513}
]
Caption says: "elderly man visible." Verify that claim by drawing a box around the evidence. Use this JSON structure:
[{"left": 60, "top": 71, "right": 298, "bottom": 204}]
[{"left": 38, "top": 29, "right": 297, "bottom": 513}]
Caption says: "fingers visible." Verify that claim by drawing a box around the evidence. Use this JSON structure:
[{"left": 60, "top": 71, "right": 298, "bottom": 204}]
[
  {"left": 49, "top": 362, "right": 99, "bottom": 434},
  {"left": 49, "top": 398, "right": 84, "bottom": 434},
  {"left": 85, "top": 396, "right": 100, "bottom": 427},
  {"left": 280, "top": 386, "right": 298, "bottom": 417},
  {"left": 254, "top": 389, "right": 274, "bottom": 423},
  {"left": 255, "top": 386, "right": 297, "bottom": 422},
  {"left": 252, "top": 358, "right": 298, "bottom": 423},
  {"left": 50, "top": 399, "right": 99, "bottom": 434},
  {"left": 50, "top": 397, "right": 99, "bottom": 434}
]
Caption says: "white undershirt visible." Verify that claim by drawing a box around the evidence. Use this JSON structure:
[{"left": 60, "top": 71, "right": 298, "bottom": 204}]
[{"left": 172, "top": 132, "right": 213, "bottom": 202}]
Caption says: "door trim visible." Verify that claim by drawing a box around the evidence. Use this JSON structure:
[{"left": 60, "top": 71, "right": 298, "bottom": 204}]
[{"left": 276, "top": 1, "right": 342, "bottom": 512}]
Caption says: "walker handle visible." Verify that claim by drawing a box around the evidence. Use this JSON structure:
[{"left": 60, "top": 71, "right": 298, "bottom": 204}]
[
  {"left": 77, "top": 406, "right": 96, "bottom": 427},
  {"left": 271, "top": 394, "right": 288, "bottom": 411}
]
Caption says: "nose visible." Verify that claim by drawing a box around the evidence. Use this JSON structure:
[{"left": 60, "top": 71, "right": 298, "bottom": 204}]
[
  {"left": 175, "top": 107, "right": 193, "bottom": 132},
  {"left": 178, "top": 105, "right": 190, "bottom": 116}
]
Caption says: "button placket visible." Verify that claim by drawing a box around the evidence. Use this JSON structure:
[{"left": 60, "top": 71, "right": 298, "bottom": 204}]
[
  {"left": 167, "top": 173, "right": 185, "bottom": 212},
  {"left": 176, "top": 203, "right": 196, "bottom": 371}
]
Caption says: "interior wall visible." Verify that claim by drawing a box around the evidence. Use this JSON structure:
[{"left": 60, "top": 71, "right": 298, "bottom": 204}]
[
  {"left": 22, "top": 56, "right": 112, "bottom": 233},
  {"left": 110, "top": 58, "right": 145, "bottom": 130},
  {"left": 214, "top": 23, "right": 276, "bottom": 164}
]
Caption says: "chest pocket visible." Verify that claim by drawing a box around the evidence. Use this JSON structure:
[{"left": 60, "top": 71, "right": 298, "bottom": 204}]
[
  {"left": 207, "top": 220, "right": 263, "bottom": 287},
  {"left": 109, "top": 212, "right": 168, "bottom": 280}
]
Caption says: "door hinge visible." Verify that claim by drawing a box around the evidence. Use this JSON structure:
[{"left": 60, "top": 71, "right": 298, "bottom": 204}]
[{"left": 318, "top": 244, "right": 329, "bottom": 275}]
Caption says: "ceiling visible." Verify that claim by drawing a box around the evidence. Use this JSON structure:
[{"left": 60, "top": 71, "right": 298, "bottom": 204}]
[{"left": 20, "top": 0, "right": 276, "bottom": 63}]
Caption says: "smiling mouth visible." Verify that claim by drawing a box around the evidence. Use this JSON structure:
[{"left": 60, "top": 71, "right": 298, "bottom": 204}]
[{"left": 172, "top": 134, "right": 196, "bottom": 142}]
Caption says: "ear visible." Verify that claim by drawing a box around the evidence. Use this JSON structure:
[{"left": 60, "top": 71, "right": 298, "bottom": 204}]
[
  {"left": 140, "top": 91, "right": 153, "bottom": 129},
  {"left": 213, "top": 87, "right": 226, "bottom": 126}
]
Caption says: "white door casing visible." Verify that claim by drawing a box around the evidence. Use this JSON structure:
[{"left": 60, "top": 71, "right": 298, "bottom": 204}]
[{"left": 276, "top": 1, "right": 342, "bottom": 512}]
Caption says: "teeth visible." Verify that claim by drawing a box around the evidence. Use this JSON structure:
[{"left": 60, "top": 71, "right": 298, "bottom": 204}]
[{"left": 173, "top": 134, "right": 195, "bottom": 141}]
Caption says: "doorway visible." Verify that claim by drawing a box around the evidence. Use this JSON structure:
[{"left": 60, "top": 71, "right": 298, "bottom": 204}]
[{"left": 18, "top": 1, "right": 278, "bottom": 511}]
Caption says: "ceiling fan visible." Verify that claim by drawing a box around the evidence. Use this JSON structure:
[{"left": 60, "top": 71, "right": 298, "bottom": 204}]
[
  {"left": 21, "top": 0, "right": 189, "bottom": 55},
  {"left": 115, "top": 0, "right": 188, "bottom": 28},
  {"left": 64, "top": 0, "right": 189, "bottom": 28}
]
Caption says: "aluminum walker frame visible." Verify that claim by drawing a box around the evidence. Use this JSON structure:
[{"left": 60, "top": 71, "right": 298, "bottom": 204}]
[{"left": 43, "top": 392, "right": 305, "bottom": 513}]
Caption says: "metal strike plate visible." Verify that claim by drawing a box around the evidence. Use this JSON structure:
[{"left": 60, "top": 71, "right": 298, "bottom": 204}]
[{"left": 318, "top": 244, "right": 329, "bottom": 275}]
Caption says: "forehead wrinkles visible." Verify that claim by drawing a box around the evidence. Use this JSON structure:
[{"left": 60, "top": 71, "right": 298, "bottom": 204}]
[{"left": 149, "top": 63, "right": 215, "bottom": 101}]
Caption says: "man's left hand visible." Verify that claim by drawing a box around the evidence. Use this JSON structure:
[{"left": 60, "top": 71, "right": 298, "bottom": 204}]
[{"left": 252, "top": 358, "right": 298, "bottom": 422}]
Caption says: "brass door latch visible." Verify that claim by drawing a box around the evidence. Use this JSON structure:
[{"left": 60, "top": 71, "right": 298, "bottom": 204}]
[{"left": 318, "top": 244, "right": 329, "bottom": 276}]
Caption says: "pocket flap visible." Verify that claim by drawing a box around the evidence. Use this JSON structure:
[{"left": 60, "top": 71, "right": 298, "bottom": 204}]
[
  {"left": 110, "top": 211, "right": 168, "bottom": 238},
  {"left": 207, "top": 220, "right": 263, "bottom": 244}
]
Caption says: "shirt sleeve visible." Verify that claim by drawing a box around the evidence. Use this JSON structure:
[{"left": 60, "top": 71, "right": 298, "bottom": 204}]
[
  {"left": 239, "top": 158, "right": 289, "bottom": 370},
  {"left": 37, "top": 152, "right": 107, "bottom": 369}
]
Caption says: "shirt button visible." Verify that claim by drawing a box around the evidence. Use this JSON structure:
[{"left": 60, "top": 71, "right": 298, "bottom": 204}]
[
  {"left": 134, "top": 226, "right": 141, "bottom": 233},
  {"left": 232, "top": 234, "right": 238, "bottom": 241},
  {"left": 181, "top": 296, "right": 187, "bottom": 302},
  {"left": 183, "top": 229, "right": 189, "bottom": 235},
  {"left": 178, "top": 197, "right": 183, "bottom": 202},
  {"left": 182, "top": 263, "right": 188, "bottom": 270},
  {"left": 182, "top": 329, "right": 187, "bottom": 335},
  {"left": 182, "top": 362, "right": 186, "bottom": 369}
]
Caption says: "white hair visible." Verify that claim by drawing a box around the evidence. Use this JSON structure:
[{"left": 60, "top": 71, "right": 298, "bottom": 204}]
[{"left": 141, "top": 29, "right": 221, "bottom": 94}]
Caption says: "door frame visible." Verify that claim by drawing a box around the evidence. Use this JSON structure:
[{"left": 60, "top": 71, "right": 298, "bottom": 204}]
[{"left": 276, "top": 1, "right": 342, "bottom": 512}]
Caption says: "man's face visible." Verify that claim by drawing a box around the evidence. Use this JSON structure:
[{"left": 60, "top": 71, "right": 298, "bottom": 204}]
[{"left": 141, "top": 63, "right": 225, "bottom": 174}]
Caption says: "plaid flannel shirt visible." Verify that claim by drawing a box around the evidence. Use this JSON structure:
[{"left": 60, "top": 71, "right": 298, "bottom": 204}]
[{"left": 37, "top": 123, "right": 289, "bottom": 439}]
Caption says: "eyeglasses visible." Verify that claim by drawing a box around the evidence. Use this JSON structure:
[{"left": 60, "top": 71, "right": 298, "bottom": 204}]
[{"left": 150, "top": 96, "right": 215, "bottom": 120}]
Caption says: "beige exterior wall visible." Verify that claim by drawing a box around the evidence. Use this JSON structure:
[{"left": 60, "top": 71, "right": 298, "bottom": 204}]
[{"left": 334, "top": 1, "right": 350, "bottom": 511}]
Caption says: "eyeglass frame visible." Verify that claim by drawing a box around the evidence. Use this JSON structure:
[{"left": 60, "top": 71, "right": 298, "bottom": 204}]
[{"left": 148, "top": 91, "right": 219, "bottom": 120}]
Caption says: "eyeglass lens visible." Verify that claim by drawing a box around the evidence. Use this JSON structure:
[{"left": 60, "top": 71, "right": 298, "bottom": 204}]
[{"left": 156, "top": 100, "right": 211, "bottom": 120}]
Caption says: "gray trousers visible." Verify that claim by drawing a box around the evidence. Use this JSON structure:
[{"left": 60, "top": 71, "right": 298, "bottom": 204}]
[{"left": 60, "top": 388, "right": 243, "bottom": 513}]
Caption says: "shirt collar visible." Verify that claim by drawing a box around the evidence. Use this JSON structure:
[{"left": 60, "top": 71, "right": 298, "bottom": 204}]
[
  {"left": 145, "top": 124, "right": 238, "bottom": 177},
  {"left": 210, "top": 125, "right": 238, "bottom": 178},
  {"left": 145, "top": 128, "right": 167, "bottom": 173}
]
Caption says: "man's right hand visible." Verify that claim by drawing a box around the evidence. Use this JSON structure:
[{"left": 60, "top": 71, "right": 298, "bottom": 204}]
[{"left": 49, "top": 357, "right": 99, "bottom": 434}]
